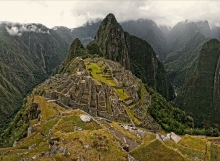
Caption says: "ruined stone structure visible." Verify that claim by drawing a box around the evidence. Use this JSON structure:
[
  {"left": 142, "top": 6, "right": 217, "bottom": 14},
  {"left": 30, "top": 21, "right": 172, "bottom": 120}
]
[{"left": 38, "top": 57, "right": 147, "bottom": 124}]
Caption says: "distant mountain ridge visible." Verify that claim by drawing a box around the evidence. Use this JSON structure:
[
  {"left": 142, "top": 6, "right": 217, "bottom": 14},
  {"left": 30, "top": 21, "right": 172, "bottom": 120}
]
[
  {"left": 121, "top": 19, "right": 167, "bottom": 60},
  {"left": 0, "top": 22, "right": 71, "bottom": 129},
  {"left": 163, "top": 21, "right": 208, "bottom": 90}
]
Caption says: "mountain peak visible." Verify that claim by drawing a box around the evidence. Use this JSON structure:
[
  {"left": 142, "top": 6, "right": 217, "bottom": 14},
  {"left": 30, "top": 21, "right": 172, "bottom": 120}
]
[
  {"left": 88, "top": 14, "right": 175, "bottom": 100},
  {"left": 104, "top": 13, "right": 117, "bottom": 22},
  {"left": 96, "top": 13, "right": 120, "bottom": 34},
  {"left": 64, "top": 38, "right": 85, "bottom": 67},
  {"left": 92, "top": 13, "right": 130, "bottom": 69}
]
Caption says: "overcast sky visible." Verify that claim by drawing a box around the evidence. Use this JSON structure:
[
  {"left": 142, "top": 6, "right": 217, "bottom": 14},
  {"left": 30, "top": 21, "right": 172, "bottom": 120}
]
[{"left": 0, "top": 0, "right": 220, "bottom": 29}]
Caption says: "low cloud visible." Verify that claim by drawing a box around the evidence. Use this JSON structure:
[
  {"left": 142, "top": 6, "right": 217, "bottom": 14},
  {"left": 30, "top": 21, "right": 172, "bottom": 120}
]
[
  {"left": 5, "top": 23, "right": 50, "bottom": 36},
  {"left": 1, "top": 1, "right": 220, "bottom": 29},
  {"left": 69, "top": 1, "right": 220, "bottom": 28}
]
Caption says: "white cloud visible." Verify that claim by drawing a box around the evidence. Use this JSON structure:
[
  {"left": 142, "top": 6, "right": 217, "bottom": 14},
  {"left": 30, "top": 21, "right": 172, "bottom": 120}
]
[
  {"left": 5, "top": 23, "right": 50, "bottom": 36},
  {"left": 0, "top": 0, "right": 220, "bottom": 28}
]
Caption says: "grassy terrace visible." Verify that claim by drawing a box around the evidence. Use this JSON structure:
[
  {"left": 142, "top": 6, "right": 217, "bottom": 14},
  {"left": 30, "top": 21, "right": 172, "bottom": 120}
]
[
  {"left": 85, "top": 60, "right": 116, "bottom": 86},
  {"left": 114, "top": 88, "right": 129, "bottom": 100},
  {"left": 84, "top": 59, "right": 129, "bottom": 100},
  {"left": 165, "top": 140, "right": 205, "bottom": 160},
  {"left": 124, "top": 107, "right": 142, "bottom": 126}
]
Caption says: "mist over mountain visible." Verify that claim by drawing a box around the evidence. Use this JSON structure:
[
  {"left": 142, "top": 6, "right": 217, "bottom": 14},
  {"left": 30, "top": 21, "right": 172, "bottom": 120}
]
[{"left": 121, "top": 19, "right": 167, "bottom": 60}]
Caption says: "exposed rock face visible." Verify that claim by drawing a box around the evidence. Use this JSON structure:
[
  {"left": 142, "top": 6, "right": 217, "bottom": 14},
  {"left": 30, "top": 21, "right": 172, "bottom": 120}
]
[
  {"left": 170, "top": 132, "right": 182, "bottom": 143},
  {"left": 195, "top": 21, "right": 212, "bottom": 38},
  {"left": 87, "top": 13, "right": 175, "bottom": 101},
  {"left": 92, "top": 13, "right": 131, "bottom": 70},
  {"left": 80, "top": 114, "right": 91, "bottom": 122},
  {"left": 124, "top": 33, "right": 174, "bottom": 100},
  {"left": 156, "top": 132, "right": 182, "bottom": 143},
  {"left": 27, "top": 126, "right": 35, "bottom": 137}
]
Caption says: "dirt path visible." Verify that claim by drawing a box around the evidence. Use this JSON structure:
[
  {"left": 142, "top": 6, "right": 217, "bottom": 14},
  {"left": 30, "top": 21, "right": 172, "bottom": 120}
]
[{"left": 109, "top": 127, "right": 140, "bottom": 151}]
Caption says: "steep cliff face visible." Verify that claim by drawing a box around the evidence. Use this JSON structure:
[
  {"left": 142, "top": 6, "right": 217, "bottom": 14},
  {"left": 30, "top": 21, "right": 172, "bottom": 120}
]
[
  {"left": 91, "top": 13, "right": 131, "bottom": 70},
  {"left": 124, "top": 33, "right": 174, "bottom": 101},
  {"left": 121, "top": 19, "right": 167, "bottom": 60},
  {"left": 183, "top": 39, "right": 220, "bottom": 126},
  {"left": 0, "top": 22, "right": 70, "bottom": 128},
  {"left": 87, "top": 13, "right": 175, "bottom": 101},
  {"left": 164, "top": 32, "right": 207, "bottom": 90}
]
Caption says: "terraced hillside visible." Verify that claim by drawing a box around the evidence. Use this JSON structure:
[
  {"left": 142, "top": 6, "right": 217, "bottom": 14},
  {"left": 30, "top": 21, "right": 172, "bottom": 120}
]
[
  {"left": 0, "top": 93, "right": 220, "bottom": 160},
  {"left": 0, "top": 38, "right": 194, "bottom": 146},
  {"left": 1, "top": 37, "right": 219, "bottom": 160}
]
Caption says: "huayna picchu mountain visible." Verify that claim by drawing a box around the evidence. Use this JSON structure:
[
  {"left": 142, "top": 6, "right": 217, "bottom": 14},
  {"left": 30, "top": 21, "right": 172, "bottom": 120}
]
[
  {"left": 1, "top": 37, "right": 207, "bottom": 161},
  {"left": 87, "top": 13, "right": 175, "bottom": 101}
]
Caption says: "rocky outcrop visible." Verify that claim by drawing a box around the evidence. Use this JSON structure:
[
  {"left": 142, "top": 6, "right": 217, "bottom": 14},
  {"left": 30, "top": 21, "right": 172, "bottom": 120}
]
[
  {"left": 91, "top": 13, "right": 131, "bottom": 70},
  {"left": 156, "top": 132, "right": 182, "bottom": 143}
]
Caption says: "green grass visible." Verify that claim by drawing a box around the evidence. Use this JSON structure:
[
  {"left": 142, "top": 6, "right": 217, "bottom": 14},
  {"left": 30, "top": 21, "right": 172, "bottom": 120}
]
[
  {"left": 53, "top": 112, "right": 101, "bottom": 133},
  {"left": 16, "top": 132, "right": 44, "bottom": 149},
  {"left": 210, "top": 142, "right": 218, "bottom": 161},
  {"left": 113, "top": 88, "right": 129, "bottom": 100},
  {"left": 130, "top": 139, "right": 186, "bottom": 161},
  {"left": 124, "top": 107, "right": 142, "bottom": 126},
  {"left": 129, "top": 104, "right": 136, "bottom": 108},
  {"left": 99, "top": 120, "right": 111, "bottom": 129},
  {"left": 143, "top": 133, "right": 156, "bottom": 143},
  {"left": 34, "top": 96, "right": 61, "bottom": 120},
  {"left": 85, "top": 60, "right": 130, "bottom": 101},
  {"left": 106, "top": 98, "right": 112, "bottom": 115},
  {"left": 1, "top": 155, "right": 22, "bottom": 161},
  {"left": 166, "top": 140, "right": 205, "bottom": 160},
  {"left": 85, "top": 62, "right": 116, "bottom": 86},
  {"left": 39, "top": 118, "right": 59, "bottom": 135},
  {"left": 178, "top": 135, "right": 207, "bottom": 151},
  {"left": 53, "top": 129, "right": 127, "bottom": 161}
]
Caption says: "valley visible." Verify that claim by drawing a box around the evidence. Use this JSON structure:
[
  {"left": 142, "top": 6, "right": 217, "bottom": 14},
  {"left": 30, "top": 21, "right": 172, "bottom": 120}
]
[{"left": 1, "top": 12, "right": 220, "bottom": 160}]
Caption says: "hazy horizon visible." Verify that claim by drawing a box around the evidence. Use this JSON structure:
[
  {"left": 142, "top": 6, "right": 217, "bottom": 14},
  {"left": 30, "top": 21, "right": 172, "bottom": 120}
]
[{"left": 0, "top": 0, "right": 220, "bottom": 29}]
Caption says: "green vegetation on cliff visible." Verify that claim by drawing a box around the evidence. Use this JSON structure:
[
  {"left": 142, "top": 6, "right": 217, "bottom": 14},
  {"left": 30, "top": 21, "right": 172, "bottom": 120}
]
[
  {"left": 1, "top": 36, "right": 220, "bottom": 160},
  {"left": 0, "top": 23, "right": 73, "bottom": 131},
  {"left": 181, "top": 39, "right": 220, "bottom": 129}
]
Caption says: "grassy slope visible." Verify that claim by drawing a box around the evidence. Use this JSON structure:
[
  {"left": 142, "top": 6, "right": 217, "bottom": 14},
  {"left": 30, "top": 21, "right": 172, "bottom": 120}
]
[
  {"left": 0, "top": 96, "right": 126, "bottom": 160},
  {"left": 130, "top": 139, "right": 187, "bottom": 161}
]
